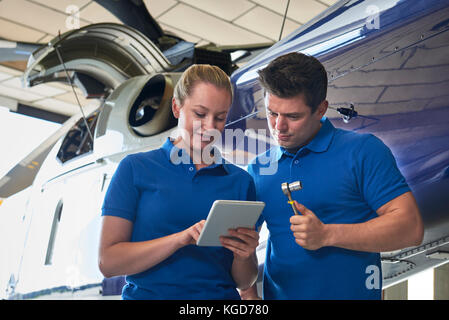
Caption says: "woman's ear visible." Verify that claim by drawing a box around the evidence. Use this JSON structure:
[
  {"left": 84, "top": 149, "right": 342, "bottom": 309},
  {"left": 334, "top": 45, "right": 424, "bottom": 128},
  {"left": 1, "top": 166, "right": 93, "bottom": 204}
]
[{"left": 172, "top": 97, "right": 181, "bottom": 119}]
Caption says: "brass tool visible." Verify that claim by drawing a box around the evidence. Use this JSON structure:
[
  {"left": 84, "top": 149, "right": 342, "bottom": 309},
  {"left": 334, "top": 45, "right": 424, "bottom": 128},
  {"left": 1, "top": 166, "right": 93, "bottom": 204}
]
[{"left": 281, "top": 181, "right": 302, "bottom": 215}]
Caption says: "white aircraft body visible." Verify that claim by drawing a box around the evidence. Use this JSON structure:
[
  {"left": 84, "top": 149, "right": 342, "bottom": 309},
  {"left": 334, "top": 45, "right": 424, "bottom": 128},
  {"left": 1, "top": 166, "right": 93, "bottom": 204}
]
[{"left": 1, "top": 0, "right": 449, "bottom": 299}]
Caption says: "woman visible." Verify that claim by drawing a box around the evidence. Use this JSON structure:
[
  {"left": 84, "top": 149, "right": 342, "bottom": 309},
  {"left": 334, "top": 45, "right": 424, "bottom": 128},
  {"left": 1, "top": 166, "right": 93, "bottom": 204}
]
[{"left": 98, "top": 64, "right": 259, "bottom": 300}]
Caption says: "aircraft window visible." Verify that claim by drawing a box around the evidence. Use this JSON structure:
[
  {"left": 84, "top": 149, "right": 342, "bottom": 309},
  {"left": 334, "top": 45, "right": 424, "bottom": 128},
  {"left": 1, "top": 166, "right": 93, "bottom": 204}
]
[
  {"left": 57, "top": 111, "right": 99, "bottom": 163},
  {"left": 45, "top": 200, "right": 63, "bottom": 266}
]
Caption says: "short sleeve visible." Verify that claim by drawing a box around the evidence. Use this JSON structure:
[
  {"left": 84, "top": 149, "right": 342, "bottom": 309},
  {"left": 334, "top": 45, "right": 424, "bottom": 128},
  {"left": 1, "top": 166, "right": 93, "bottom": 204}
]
[
  {"left": 246, "top": 163, "right": 265, "bottom": 230},
  {"left": 356, "top": 135, "right": 410, "bottom": 212},
  {"left": 101, "top": 155, "right": 139, "bottom": 221},
  {"left": 247, "top": 162, "right": 255, "bottom": 178},
  {"left": 246, "top": 176, "right": 257, "bottom": 201},
  {"left": 246, "top": 162, "right": 258, "bottom": 197}
]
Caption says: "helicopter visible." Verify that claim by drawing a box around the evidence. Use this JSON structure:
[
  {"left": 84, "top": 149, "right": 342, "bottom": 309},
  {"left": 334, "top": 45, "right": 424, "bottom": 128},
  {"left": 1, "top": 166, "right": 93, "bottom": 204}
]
[{"left": 1, "top": 0, "right": 449, "bottom": 299}]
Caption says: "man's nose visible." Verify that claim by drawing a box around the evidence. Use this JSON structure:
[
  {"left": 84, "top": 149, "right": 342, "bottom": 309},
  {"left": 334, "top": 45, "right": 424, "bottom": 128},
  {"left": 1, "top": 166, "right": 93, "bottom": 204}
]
[{"left": 275, "top": 115, "right": 288, "bottom": 132}]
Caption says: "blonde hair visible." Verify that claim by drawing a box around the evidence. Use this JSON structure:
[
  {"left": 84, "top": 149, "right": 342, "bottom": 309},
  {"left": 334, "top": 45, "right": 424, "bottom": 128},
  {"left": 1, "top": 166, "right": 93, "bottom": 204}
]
[{"left": 173, "top": 64, "right": 232, "bottom": 106}]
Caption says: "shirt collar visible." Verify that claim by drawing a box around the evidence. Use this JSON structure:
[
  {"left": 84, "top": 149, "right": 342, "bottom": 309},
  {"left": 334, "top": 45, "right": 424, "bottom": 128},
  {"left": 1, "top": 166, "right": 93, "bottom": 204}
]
[
  {"left": 161, "top": 138, "right": 230, "bottom": 174},
  {"left": 272, "top": 117, "right": 336, "bottom": 161}
]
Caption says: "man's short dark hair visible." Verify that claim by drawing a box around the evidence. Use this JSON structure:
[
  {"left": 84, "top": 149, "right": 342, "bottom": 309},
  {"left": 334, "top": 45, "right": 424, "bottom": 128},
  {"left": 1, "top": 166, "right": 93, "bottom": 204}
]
[{"left": 258, "top": 52, "right": 328, "bottom": 114}]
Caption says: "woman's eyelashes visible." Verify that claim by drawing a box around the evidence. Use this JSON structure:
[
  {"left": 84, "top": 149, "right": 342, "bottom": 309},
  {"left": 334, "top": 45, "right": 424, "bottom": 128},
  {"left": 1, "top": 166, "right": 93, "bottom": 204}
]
[
  {"left": 193, "top": 111, "right": 226, "bottom": 122},
  {"left": 194, "top": 111, "right": 206, "bottom": 118}
]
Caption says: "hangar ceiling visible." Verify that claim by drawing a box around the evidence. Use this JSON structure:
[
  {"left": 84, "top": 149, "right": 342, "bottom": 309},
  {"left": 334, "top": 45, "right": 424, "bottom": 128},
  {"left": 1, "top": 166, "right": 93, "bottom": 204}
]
[{"left": 0, "top": 0, "right": 338, "bottom": 120}]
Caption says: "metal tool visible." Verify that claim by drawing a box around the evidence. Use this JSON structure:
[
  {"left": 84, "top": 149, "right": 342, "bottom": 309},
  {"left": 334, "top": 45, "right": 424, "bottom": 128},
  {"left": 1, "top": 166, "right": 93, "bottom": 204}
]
[{"left": 281, "top": 181, "right": 302, "bottom": 215}]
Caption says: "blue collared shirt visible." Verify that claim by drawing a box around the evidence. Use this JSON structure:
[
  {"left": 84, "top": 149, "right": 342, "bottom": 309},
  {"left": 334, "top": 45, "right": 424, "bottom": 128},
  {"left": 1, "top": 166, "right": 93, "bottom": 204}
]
[
  {"left": 102, "top": 138, "right": 256, "bottom": 300},
  {"left": 248, "top": 117, "right": 410, "bottom": 299}
]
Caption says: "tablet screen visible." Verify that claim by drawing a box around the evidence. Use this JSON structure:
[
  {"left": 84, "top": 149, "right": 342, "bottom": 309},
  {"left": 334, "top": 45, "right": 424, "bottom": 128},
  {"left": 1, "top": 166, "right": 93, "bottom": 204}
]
[{"left": 196, "top": 200, "right": 265, "bottom": 247}]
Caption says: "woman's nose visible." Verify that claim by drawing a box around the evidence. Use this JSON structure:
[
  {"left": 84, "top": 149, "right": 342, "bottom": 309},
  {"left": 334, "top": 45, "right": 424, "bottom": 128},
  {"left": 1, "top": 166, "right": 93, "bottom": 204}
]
[{"left": 202, "top": 116, "right": 216, "bottom": 130}]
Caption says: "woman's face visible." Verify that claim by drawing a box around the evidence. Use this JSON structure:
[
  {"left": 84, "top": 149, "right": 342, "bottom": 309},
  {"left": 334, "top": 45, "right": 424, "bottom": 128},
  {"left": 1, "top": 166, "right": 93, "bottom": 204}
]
[{"left": 172, "top": 81, "right": 231, "bottom": 154}]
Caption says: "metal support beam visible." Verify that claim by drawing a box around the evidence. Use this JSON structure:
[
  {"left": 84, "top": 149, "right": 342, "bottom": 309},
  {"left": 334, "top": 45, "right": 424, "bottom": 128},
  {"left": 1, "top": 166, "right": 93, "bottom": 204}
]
[
  {"left": 383, "top": 281, "right": 408, "bottom": 300},
  {"left": 434, "top": 262, "right": 449, "bottom": 300}
]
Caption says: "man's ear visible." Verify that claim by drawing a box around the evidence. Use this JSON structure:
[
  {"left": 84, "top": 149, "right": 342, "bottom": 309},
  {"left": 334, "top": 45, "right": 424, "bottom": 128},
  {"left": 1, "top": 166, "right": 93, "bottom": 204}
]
[
  {"left": 172, "top": 98, "right": 181, "bottom": 119},
  {"left": 317, "top": 100, "right": 328, "bottom": 117}
]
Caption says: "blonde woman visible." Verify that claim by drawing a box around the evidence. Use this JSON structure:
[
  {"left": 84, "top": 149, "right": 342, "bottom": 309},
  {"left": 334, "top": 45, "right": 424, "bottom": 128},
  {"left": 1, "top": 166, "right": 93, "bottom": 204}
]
[{"left": 99, "top": 65, "right": 259, "bottom": 300}]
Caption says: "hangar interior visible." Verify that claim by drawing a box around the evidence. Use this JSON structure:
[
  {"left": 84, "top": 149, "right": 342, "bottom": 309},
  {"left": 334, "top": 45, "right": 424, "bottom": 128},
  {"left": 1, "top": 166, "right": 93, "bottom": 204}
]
[
  {"left": 0, "top": 0, "right": 448, "bottom": 300},
  {"left": 0, "top": 0, "right": 337, "bottom": 120}
]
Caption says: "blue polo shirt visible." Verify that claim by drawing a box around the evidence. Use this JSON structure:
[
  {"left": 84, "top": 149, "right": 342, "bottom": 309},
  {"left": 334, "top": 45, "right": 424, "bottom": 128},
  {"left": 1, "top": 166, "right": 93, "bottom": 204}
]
[
  {"left": 102, "top": 138, "right": 256, "bottom": 300},
  {"left": 248, "top": 117, "right": 410, "bottom": 300}
]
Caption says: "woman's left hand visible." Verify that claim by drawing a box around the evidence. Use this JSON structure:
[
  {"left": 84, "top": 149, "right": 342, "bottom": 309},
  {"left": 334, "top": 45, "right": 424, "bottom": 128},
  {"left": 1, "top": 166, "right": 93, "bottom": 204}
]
[{"left": 220, "top": 228, "right": 259, "bottom": 260}]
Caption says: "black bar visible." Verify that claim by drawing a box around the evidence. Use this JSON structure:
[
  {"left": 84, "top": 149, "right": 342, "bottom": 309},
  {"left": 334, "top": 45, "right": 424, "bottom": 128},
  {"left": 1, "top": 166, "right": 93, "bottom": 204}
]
[{"left": 14, "top": 103, "right": 69, "bottom": 124}]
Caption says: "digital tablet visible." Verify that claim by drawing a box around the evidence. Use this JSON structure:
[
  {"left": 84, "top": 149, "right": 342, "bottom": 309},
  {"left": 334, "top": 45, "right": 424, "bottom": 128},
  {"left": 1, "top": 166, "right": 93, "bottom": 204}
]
[{"left": 196, "top": 200, "right": 265, "bottom": 247}]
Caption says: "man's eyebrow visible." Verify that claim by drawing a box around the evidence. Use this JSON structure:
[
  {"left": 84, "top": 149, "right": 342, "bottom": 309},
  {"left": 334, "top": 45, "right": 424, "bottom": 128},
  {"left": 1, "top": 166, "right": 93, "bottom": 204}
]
[{"left": 266, "top": 107, "right": 302, "bottom": 116}]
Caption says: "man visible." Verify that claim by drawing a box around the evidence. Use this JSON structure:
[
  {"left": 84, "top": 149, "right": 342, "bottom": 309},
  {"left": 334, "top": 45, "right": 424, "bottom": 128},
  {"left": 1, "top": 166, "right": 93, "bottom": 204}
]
[{"left": 244, "top": 52, "right": 424, "bottom": 299}]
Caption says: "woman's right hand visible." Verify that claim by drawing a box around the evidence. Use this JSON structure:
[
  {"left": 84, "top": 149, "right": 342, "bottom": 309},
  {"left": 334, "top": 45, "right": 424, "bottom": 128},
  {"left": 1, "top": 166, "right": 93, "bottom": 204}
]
[{"left": 177, "top": 220, "right": 206, "bottom": 247}]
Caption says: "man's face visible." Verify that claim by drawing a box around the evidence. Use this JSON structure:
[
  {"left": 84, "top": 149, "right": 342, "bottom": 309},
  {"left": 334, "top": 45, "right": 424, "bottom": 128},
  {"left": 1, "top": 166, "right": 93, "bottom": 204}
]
[{"left": 265, "top": 93, "right": 328, "bottom": 150}]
